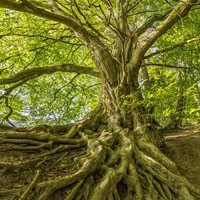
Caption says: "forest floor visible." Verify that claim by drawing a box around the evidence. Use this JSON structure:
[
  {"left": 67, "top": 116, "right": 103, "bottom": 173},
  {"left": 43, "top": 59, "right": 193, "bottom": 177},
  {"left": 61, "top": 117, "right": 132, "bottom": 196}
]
[
  {"left": 161, "top": 126, "right": 200, "bottom": 190},
  {"left": 0, "top": 127, "right": 200, "bottom": 200}
]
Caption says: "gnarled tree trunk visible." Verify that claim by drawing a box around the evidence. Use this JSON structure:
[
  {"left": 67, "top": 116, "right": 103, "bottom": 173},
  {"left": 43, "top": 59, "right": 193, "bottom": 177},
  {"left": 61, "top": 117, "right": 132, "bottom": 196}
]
[
  {"left": 0, "top": 0, "right": 199, "bottom": 199},
  {"left": 1, "top": 44, "right": 199, "bottom": 200}
]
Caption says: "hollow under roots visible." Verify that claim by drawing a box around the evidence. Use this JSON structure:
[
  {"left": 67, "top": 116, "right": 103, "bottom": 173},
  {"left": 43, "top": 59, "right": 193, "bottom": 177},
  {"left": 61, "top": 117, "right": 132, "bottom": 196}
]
[{"left": 0, "top": 123, "right": 199, "bottom": 200}]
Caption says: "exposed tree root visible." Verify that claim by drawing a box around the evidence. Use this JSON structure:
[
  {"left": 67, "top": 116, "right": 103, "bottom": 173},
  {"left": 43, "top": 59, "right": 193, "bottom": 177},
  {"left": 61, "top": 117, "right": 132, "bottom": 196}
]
[
  {"left": 19, "top": 170, "right": 41, "bottom": 200},
  {"left": 0, "top": 124, "right": 199, "bottom": 200},
  {"left": 64, "top": 179, "right": 84, "bottom": 200},
  {"left": 36, "top": 133, "right": 105, "bottom": 200}
]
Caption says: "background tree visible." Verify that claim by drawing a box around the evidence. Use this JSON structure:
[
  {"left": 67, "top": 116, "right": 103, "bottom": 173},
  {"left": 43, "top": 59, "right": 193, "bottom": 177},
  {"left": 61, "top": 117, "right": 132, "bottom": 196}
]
[{"left": 0, "top": 0, "right": 200, "bottom": 200}]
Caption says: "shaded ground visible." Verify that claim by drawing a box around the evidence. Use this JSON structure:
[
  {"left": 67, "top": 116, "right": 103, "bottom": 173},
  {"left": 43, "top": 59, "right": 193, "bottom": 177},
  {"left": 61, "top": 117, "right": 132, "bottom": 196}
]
[
  {"left": 0, "top": 145, "right": 84, "bottom": 200},
  {"left": 0, "top": 127, "right": 200, "bottom": 200},
  {"left": 162, "top": 127, "right": 200, "bottom": 189}
]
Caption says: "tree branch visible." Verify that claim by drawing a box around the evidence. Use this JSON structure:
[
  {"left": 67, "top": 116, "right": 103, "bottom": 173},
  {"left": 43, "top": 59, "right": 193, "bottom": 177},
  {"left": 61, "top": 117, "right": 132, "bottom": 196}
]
[
  {"left": 73, "top": 0, "right": 108, "bottom": 41},
  {"left": 0, "top": 77, "right": 32, "bottom": 100},
  {"left": 29, "top": 0, "right": 52, "bottom": 10},
  {"left": 51, "top": 74, "right": 80, "bottom": 104},
  {"left": 0, "top": 64, "right": 100, "bottom": 85},
  {"left": 3, "top": 97, "right": 15, "bottom": 127},
  {"left": 135, "top": 12, "right": 170, "bottom": 37},
  {"left": 0, "top": 0, "right": 103, "bottom": 47},
  {"left": 144, "top": 36, "right": 200, "bottom": 58},
  {"left": 140, "top": 0, "right": 198, "bottom": 55},
  {"left": 0, "top": 0, "right": 117, "bottom": 86},
  {"left": 143, "top": 63, "right": 186, "bottom": 69}
]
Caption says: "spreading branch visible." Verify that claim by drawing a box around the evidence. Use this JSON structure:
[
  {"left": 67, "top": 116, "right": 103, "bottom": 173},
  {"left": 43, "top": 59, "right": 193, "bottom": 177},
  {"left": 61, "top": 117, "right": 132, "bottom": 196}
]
[
  {"left": 140, "top": 0, "right": 198, "bottom": 55},
  {"left": 0, "top": 0, "right": 103, "bottom": 47},
  {"left": 135, "top": 12, "right": 170, "bottom": 37},
  {"left": 0, "top": 63, "right": 100, "bottom": 85},
  {"left": 145, "top": 37, "right": 200, "bottom": 58},
  {"left": 0, "top": 77, "right": 31, "bottom": 100},
  {"left": 0, "top": 0, "right": 118, "bottom": 86},
  {"left": 144, "top": 63, "right": 186, "bottom": 69}
]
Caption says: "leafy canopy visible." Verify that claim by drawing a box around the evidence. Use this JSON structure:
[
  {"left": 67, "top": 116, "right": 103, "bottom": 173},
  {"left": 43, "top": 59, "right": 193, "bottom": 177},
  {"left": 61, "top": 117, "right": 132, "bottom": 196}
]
[{"left": 0, "top": 0, "right": 200, "bottom": 126}]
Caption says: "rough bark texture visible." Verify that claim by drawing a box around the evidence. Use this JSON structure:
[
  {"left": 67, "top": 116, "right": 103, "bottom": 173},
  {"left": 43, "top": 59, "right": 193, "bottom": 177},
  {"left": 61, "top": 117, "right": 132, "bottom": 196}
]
[
  {"left": 1, "top": 108, "right": 200, "bottom": 200},
  {"left": 0, "top": 0, "right": 199, "bottom": 199}
]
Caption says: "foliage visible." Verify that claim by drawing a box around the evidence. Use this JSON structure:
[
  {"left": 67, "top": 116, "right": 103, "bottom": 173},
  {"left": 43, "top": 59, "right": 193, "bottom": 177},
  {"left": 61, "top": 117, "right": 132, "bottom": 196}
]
[
  {"left": 0, "top": 1, "right": 200, "bottom": 200},
  {"left": 0, "top": 9, "right": 100, "bottom": 126},
  {"left": 0, "top": 0, "right": 200, "bottom": 127}
]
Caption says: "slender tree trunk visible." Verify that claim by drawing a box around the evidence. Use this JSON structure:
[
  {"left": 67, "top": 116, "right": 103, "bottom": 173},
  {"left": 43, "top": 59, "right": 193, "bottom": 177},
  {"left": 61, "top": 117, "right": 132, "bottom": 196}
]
[
  {"left": 141, "top": 62, "right": 161, "bottom": 127},
  {"left": 170, "top": 71, "right": 186, "bottom": 128}
]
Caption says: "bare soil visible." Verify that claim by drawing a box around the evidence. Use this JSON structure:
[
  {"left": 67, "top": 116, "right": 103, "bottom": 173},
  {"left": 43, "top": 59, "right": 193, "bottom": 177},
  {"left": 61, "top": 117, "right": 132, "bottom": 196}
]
[{"left": 0, "top": 127, "right": 200, "bottom": 200}]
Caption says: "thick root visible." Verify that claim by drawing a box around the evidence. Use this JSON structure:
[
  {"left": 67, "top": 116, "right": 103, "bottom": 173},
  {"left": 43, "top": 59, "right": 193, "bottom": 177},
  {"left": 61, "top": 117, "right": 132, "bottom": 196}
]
[{"left": 0, "top": 125, "right": 199, "bottom": 200}]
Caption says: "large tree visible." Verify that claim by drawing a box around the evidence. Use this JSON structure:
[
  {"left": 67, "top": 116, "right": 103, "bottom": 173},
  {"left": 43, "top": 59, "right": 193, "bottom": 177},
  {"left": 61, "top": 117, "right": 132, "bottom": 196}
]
[{"left": 0, "top": 0, "right": 200, "bottom": 199}]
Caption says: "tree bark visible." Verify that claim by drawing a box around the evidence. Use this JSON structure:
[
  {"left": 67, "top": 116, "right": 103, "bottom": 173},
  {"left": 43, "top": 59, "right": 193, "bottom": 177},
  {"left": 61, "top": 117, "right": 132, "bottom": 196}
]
[{"left": 0, "top": 0, "right": 199, "bottom": 199}]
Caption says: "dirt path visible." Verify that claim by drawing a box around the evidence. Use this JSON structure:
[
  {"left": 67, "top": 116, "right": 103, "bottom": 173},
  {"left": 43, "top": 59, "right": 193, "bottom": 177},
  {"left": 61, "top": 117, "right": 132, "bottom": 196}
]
[{"left": 162, "top": 127, "right": 200, "bottom": 189}]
